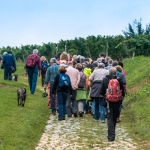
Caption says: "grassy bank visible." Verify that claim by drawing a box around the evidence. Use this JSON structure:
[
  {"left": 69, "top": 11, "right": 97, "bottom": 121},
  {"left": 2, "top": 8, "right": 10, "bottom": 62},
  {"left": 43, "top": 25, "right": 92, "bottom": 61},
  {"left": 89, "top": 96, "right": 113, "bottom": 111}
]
[
  {"left": 0, "top": 62, "right": 50, "bottom": 150},
  {"left": 123, "top": 56, "right": 150, "bottom": 147}
]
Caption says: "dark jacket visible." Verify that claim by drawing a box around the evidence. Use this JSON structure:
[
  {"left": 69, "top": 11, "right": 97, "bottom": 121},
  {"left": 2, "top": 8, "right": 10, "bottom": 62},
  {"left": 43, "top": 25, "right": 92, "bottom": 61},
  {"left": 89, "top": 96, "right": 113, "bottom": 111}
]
[
  {"left": 90, "top": 80, "right": 103, "bottom": 98},
  {"left": 52, "top": 73, "right": 72, "bottom": 95},
  {"left": 3, "top": 54, "right": 16, "bottom": 70},
  {"left": 100, "top": 75, "right": 125, "bottom": 98}
]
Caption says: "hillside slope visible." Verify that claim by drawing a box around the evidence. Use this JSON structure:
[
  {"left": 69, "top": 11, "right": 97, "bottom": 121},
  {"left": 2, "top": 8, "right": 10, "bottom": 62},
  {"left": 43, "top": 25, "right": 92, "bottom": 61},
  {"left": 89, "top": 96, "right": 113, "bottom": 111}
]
[{"left": 123, "top": 56, "right": 150, "bottom": 146}]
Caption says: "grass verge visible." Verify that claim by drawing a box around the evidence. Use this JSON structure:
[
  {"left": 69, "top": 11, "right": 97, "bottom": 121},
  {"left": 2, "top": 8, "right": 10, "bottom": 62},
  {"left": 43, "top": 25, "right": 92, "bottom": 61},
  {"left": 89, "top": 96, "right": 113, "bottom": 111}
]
[{"left": 0, "top": 62, "right": 50, "bottom": 150}]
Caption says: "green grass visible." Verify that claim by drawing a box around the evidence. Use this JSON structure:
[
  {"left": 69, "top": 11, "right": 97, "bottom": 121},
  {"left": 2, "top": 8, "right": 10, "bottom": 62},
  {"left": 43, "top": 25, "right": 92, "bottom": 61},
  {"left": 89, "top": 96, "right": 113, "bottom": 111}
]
[
  {"left": 122, "top": 56, "right": 150, "bottom": 148},
  {"left": 0, "top": 62, "right": 50, "bottom": 150},
  {"left": 1, "top": 56, "right": 150, "bottom": 149}
]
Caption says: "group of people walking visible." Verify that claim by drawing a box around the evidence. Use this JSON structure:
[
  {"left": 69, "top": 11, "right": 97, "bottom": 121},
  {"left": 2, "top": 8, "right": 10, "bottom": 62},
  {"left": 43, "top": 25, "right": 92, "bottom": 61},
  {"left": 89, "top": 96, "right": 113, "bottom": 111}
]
[
  {"left": 1, "top": 49, "right": 126, "bottom": 142},
  {"left": 36, "top": 51, "right": 126, "bottom": 142}
]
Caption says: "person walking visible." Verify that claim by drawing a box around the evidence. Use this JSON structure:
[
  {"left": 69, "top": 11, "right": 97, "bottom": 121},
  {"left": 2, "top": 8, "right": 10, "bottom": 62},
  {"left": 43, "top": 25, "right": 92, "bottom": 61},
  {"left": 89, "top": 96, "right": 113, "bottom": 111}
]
[
  {"left": 25, "top": 49, "right": 41, "bottom": 94},
  {"left": 52, "top": 66, "right": 72, "bottom": 121},
  {"left": 45, "top": 58, "right": 59, "bottom": 115},
  {"left": 40, "top": 56, "right": 48, "bottom": 87},
  {"left": 75, "top": 64, "right": 87, "bottom": 117},
  {"left": 100, "top": 67, "right": 125, "bottom": 142},
  {"left": 66, "top": 61, "right": 80, "bottom": 117},
  {"left": 89, "top": 63, "right": 109, "bottom": 122},
  {"left": 2, "top": 52, "right": 16, "bottom": 80}
]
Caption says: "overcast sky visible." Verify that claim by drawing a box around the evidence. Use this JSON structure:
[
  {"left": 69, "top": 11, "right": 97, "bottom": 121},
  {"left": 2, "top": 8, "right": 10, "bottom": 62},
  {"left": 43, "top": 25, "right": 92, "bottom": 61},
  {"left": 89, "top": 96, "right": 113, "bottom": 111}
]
[{"left": 0, "top": 0, "right": 150, "bottom": 47}]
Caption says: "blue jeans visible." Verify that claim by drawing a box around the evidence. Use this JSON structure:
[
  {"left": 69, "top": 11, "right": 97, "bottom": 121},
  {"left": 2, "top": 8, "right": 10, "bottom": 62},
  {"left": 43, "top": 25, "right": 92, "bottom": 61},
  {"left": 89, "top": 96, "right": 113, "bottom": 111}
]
[
  {"left": 57, "top": 92, "right": 68, "bottom": 120},
  {"left": 99, "top": 97, "right": 106, "bottom": 120},
  {"left": 83, "top": 100, "right": 89, "bottom": 113},
  {"left": 4, "top": 66, "right": 12, "bottom": 80},
  {"left": 27, "top": 66, "right": 38, "bottom": 94},
  {"left": 94, "top": 97, "right": 106, "bottom": 120},
  {"left": 91, "top": 101, "right": 95, "bottom": 114}
]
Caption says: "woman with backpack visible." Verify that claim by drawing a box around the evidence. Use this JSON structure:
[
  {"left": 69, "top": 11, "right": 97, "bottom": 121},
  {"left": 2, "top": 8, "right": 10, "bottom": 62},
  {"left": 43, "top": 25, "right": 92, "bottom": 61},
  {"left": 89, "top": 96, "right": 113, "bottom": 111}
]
[
  {"left": 75, "top": 64, "right": 87, "bottom": 117},
  {"left": 52, "top": 66, "right": 72, "bottom": 121}
]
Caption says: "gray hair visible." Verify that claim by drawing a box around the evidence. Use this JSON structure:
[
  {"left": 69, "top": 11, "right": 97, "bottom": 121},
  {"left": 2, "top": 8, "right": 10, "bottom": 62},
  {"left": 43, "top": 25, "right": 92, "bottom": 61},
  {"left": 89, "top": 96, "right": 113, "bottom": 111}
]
[
  {"left": 33, "top": 49, "right": 38, "bottom": 53},
  {"left": 112, "top": 61, "right": 118, "bottom": 67},
  {"left": 98, "top": 63, "right": 105, "bottom": 68},
  {"left": 3, "top": 52, "right": 8, "bottom": 56},
  {"left": 50, "top": 58, "right": 56, "bottom": 63},
  {"left": 109, "top": 67, "right": 116, "bottom": 75},
  {"left": 108, "top": 59, "right": 113, "bottom": 65}
]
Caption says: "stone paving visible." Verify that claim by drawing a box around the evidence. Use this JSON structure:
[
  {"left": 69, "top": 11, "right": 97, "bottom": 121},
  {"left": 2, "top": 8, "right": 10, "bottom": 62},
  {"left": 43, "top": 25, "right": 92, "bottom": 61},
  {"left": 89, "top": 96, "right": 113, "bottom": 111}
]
[{"left": 35, "top": 114, "right": 138, "bottom": 150}]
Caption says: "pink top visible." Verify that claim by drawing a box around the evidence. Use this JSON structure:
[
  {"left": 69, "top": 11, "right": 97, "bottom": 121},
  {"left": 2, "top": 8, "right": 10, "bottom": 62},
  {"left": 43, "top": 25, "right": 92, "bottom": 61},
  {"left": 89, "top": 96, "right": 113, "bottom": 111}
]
[{"left": 66, "top": 66, "right": 80, "bottom": 88}]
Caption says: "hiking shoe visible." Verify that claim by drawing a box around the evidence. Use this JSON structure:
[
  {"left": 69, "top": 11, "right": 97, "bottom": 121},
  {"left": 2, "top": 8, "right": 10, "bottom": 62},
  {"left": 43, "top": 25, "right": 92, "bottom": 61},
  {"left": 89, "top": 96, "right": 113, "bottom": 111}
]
[
  {"left": 108, "top": 139, "right": 114, "bottom": 142},
  {"left": 101, "top": 120, "right": 105, "bottom": 123},
  {"left": 58, "top": 119, "right": 63, "bottom": 121},
  {"left": 52, "top": 112, "right": 56, "bottom": 116},
  {"left": 94, "top": 119, "right": 99, "bottom": 122},
  {"left": 79, "top": 112, "right": 83, "bottom": 117},
  {"left": 68, "top": 115, "right": 72, "bottom": 117},
  {"left": 74, "top": 113, "right": 78, "bottom": 117}
]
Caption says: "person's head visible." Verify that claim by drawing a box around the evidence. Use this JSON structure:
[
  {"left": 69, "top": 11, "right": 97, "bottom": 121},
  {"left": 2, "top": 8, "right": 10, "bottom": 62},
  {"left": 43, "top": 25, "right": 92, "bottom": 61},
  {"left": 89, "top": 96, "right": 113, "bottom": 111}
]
[
  {"left": 99, "top": 53, "right": 105, "bottom": 58},
  {"left": 108, "top": 59, "right": 113, "bottom": 65},
  {"left": 109, "top": 67, "right": 117, "bottom": 76},
  {"left": 75, "top": 63, "right": 83, "bottom": 71},
  {"left": 50, "top": 57, "right": 56, "bottom": 65},
  {"left": 80, "top": 56, "right": 85, "bottom": 63},
  {"left": 98, "top": 63, "right": 105, "bottom": 69},
  {"left": 112, "top": 61, "right": 118, "bottom": 67},
  {"left": 82, "top": 61, "right": 90, "bottom": 68},
  {"left": 41, "top": 56, "right": 46, "bottom": 61},
  {"left": 68, "top": 61, "right": 73, "bottom": 67},
  {"left": 72, "top": 60, "right": 77, "bottom": 68},
  {"left": 115, "top": 65, "right": 123, "bottom": 73},
  {"left": 60, "top": 52, "right": 68, "bottom": 61},
  {"left": 3, "top": 52, "right": 7, "bottom": 56},
  {"left": 105, "top": 57, "right": 111, "bottom": 62},
  {"left": 72, "top": 55, "right": 77, "bottom": 61},
  {"left": 92, "top": 61, "right": 98, "bottom": 68},
  {"left": 118, "top": 61, "right": 124, "bottom": 68},
  {"left": 59, "top": 66, "right": 67, "bottom": 73},
  {"left": 33, "top": 49, "right": 38, "bottom": 54}
]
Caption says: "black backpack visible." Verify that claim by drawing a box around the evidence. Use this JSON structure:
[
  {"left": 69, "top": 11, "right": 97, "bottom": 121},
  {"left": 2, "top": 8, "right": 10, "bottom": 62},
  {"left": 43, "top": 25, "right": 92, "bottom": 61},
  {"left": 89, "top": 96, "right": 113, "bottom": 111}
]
[{"left": 78, "top": 72, "right": 86, "bottom": 88}]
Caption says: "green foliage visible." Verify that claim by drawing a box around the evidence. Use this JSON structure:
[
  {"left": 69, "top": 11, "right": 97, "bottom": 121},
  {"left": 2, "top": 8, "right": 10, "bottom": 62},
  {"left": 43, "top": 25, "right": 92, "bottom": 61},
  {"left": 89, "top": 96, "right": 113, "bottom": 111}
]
[
  {"left": 0, "top": 62, "right": 50, "bottom": 150},
  {"left": 1, "top": 19, "right": 150, "bottom": 60},
  {"left": 123, "top": 56, "right": 150, "bottom": 141}
]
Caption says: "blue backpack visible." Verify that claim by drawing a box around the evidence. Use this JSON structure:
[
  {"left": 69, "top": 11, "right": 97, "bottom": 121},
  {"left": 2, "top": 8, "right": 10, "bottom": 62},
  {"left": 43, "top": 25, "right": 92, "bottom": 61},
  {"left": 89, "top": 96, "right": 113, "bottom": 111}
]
[
  {"left": 42, "top": 61, "right": 48, "bottom": 71},
  {"left": 59, "top": 73, "right": 70, "bottom": 88}
]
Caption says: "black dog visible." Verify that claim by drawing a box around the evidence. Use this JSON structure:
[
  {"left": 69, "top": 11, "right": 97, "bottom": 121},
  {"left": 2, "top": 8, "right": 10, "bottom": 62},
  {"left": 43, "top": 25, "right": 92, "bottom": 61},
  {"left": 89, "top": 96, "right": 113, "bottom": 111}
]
[
  {"left": 12, "top": 74, "right": 18, "bottom": 81},
  {"left": 17, "top": 88, "right": 26, "bottom": 107}
]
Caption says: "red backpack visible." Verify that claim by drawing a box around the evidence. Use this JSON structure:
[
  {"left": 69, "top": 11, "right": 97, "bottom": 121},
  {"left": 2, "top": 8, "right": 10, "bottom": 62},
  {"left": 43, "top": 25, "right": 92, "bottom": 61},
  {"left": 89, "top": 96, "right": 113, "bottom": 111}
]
[
  {"left": 26, "top": 54, "right": 37, "bottom": 68},
  {"left": 106, "top": 79, "right": 122, "bottom": 102}
]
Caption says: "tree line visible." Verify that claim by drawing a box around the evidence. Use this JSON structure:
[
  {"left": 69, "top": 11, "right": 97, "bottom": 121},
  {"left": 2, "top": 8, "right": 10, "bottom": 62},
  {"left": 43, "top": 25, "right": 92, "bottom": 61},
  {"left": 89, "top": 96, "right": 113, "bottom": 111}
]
[{"left": 1, "top": 19, "right": 150, "bottom": 62}]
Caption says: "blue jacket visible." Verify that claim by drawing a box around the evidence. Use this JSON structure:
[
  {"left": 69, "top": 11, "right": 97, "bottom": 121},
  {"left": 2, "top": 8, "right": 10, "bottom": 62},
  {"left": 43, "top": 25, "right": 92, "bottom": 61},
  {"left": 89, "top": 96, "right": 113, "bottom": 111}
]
[{"left": 3, "top": 54, "right": 16, "bottom": 70}]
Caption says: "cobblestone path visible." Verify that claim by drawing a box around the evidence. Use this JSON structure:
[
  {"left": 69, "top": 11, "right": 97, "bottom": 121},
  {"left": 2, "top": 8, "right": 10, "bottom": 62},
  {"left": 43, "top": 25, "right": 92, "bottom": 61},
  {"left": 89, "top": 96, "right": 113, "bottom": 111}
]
[{"left": 35, "top": 114, "right": 138, "bottom": 150}]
